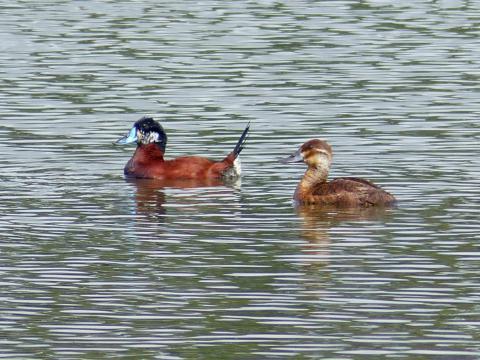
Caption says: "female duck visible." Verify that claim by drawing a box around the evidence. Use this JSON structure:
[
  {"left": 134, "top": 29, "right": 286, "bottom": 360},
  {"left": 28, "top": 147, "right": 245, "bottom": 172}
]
[
  {"left": 116, "top": 116, "right": 249, "bottom": 180},
  {"left": 282, "top": 139, "right": 396, "bottom": 207}
]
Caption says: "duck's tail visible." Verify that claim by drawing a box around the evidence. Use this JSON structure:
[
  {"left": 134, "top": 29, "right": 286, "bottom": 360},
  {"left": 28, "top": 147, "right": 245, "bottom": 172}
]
[
  {"left": 231, "top": 122, "right": 250, "bottom": 159},
  {"left": 211, "top": 123, "right": 250, "bottom": 179}
]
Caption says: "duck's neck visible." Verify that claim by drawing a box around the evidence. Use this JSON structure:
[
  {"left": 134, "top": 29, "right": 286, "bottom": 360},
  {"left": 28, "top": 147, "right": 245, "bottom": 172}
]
[
  {"left": 294, "top": 165, "right": 329, "bottom": 200},
  {"left": 133, "top": 143, "right": 165, "bottom": 162}
]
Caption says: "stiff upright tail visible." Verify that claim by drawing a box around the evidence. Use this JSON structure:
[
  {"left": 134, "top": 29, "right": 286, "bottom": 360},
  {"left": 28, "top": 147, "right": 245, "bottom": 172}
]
[
  {"left": 232, "top": 122, "right": 250, "bottom": 158},
  {"left": 213, "top": 122, "right": 250, "bottom": 179}
]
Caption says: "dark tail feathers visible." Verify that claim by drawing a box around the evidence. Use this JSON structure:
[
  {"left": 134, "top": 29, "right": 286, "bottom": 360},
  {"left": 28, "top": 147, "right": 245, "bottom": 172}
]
[{"left": 232, "top": 122, "right": 250, "bottom": 158}]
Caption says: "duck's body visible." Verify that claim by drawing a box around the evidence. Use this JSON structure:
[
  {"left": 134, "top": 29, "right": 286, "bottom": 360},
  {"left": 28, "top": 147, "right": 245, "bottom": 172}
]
[
  {"left": 124, "top": 143, "right": 241, "bottom": 180},
  {"left": 283, "top": 139, "right": 396, "bottom": 207},
  {"left": 295, "top": 175, "right": 396, "bottom": 207},
  {"left": 117, "top": 116, "right": 248, "bottom": 181}
]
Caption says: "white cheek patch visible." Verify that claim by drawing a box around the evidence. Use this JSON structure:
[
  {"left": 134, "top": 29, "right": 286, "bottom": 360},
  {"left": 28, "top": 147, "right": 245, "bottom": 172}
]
[
  {"left": 146, "top": 132, "right": 159, "bottom": 143},
  {"left": 139, "top": 131, "right": 159, "bottom": 144},
  {"left": 311, "top": 151, "right": 331, "bottom": 168}
]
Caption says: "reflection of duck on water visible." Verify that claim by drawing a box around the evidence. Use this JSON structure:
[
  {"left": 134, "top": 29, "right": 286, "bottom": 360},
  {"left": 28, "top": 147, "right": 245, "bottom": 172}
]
[
  {"left": 296, "top": 204, "right": 395, "bottom": 267},
  {"left": 126, "top": 177, "right": 242, "bottom": 219},
  {"left": 282, "top": 139, "right": 396, "bottom": 207},
  {"left": 127, "top": 178, "right": 168, "bottom": 219}
]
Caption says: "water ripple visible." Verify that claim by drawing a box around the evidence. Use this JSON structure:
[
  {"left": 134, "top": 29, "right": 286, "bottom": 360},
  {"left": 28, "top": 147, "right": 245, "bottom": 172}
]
[{"left": 1, "top": 0, "right": 480, "bottom": 358}]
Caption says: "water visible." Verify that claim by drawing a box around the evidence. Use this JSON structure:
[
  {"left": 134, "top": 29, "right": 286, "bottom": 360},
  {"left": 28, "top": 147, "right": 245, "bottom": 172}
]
[{"left": 1, "top": 1, "right": 480, "bottom": 358}]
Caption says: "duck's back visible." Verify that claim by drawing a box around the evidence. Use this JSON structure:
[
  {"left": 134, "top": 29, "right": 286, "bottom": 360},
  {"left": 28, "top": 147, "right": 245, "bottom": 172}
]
[{"left": 310, "top": 177, "right": 396, "bottom": 207}]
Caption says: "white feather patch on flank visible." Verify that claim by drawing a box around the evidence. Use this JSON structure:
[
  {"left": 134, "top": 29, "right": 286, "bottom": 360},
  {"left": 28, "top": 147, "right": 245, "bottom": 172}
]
[
  {"left": 233, "top": 157, "right": 242, "bottom": 176},
  {"left": 223, "top": 157, "right": 242, "bottom": 180}
]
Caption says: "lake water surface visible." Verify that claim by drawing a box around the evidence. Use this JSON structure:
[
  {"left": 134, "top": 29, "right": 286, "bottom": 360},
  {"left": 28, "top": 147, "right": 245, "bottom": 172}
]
[{"left": 1, "top": 1, "right": 480, "bottom": 358}]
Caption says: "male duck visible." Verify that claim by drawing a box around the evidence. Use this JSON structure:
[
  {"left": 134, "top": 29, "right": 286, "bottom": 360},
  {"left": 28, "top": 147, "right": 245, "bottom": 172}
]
[{"left": 116, "top": 116, "right": 249, "bottom": 181}]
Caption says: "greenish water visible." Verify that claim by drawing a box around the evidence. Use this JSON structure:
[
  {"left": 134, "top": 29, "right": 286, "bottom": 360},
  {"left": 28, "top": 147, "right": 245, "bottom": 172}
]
[{"left": 1, "top": 1, "right": 480, "bottom": 359}]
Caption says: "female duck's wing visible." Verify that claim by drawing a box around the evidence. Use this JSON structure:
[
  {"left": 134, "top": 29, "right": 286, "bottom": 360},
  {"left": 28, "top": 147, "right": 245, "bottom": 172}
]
[{"left": 312, "top": 177, "right": 395, "bottom": 207}]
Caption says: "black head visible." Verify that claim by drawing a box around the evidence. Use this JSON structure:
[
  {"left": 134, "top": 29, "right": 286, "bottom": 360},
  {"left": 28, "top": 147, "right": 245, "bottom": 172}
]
[{"left": 116, "top": 116, "right": 168, "bottom": 152}]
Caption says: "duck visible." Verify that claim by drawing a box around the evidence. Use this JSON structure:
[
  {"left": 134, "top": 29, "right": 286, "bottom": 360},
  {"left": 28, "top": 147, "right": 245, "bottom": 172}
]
[
  {"left": 281, "top": 139, "right": 396, "bottom": 207},
  {"left": 116, "top": 116, "right": 249, "bottom": 181}
]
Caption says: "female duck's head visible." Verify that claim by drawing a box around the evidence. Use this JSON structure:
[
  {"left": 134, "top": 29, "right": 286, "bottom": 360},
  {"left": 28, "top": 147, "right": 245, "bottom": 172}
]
[
  {"left": 116, "top": 116, "right": 168, "bottom": 152},
  {"left": 281, "top": 139, "right": 333, "bottom": 169}
]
